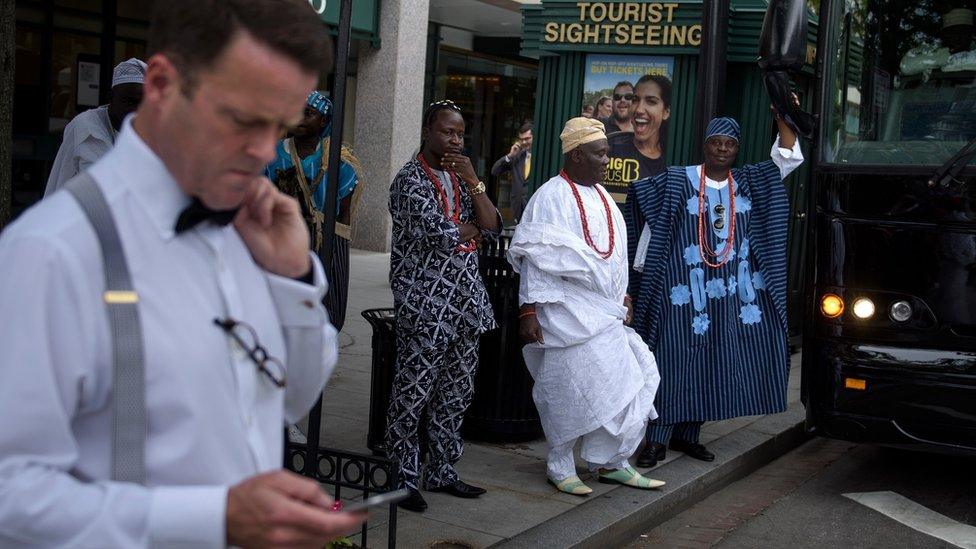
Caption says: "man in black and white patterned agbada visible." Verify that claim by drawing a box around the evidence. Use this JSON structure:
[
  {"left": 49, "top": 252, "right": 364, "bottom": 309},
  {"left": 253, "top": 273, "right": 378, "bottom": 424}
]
[
  {"left": 386, "top": 100, "right": 502, "bottom": 513},
  {"left": 507, "top": 117, "right": 663, "bottom": 497}
]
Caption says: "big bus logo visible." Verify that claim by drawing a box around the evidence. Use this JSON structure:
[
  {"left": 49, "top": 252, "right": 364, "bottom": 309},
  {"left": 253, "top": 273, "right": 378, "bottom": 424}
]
[{"left": 605, "top": 157, "right": 640, "bottom": 183}]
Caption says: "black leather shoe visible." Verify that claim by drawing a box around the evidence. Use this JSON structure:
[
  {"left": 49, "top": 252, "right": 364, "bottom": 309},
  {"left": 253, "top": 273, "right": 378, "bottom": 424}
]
[
  {"left": 397, "top": 489, "right": 428, "bottom": 512},
  {"left": 669, "top": 439, "right": 715, "bottom": 462},
  {"left": 635, "top": 442, "right": 667, "bottom": 468},
  {"left": 427, "top": 480, "right": 487, "bottom": 499}
]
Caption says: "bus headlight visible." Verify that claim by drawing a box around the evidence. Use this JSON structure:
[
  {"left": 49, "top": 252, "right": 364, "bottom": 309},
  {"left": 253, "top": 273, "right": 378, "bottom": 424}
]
[
  {"left": 820, "top": 294, "right": 844, "bottom": 318},
  {"left": 852, "top": 298, "right": 876, "bottom": 319},
  {"left": 889, "top": 300, "right": 913, "bottom": 322}
]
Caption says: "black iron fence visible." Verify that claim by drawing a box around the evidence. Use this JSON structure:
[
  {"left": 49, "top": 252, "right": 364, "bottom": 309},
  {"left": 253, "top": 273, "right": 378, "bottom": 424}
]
[
  {"left": 286, "top": 441, "right": 398, "bottom": 548},
  {"left": 465, "top": 229, "right": 543, "bottom": 442}
]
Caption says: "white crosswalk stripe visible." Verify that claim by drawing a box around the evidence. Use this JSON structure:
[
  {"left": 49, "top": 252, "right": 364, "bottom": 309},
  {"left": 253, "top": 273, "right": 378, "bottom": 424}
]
[{"left": 844, "top": 491, "right": 976, "bottom": 549}]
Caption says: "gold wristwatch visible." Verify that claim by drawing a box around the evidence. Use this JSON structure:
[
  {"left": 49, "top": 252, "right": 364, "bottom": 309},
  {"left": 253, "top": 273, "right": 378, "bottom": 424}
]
[{"left": 467, "top": 181, "right": 487, "bottom": 196}]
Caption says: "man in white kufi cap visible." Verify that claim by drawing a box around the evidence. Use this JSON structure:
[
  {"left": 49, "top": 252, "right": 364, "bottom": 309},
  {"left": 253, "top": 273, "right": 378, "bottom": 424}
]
[
  {"left": 900, "top": 8, "right": 975, "bottom": 75},
  {"left": 507, "top": 117, "right": 664, "bottom": 495},
  {"left": 44, "top": 58, "right": 147, "bottom": 196},
  {"left": 941, "top": 8, "right": 976, "bottom": 71}
]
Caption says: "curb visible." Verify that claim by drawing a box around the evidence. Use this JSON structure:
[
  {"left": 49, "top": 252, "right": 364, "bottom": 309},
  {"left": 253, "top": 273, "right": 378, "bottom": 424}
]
[{"left": 490, "top": 401, "right": 809, "bottom": 549}]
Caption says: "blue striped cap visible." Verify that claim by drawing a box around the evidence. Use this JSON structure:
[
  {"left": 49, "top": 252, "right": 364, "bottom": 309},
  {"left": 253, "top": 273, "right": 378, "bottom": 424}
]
[
  {"left": 306, "top": 91, "right": 332, "bottom": 117},
  {"left": 705, "top": 117, "right": 741, "bottom": 142}
]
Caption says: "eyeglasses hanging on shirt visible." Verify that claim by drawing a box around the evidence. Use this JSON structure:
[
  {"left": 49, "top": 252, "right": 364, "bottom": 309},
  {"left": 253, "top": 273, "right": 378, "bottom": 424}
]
[
  {"left": 213, "top": 317, "right": 286, "bottom": 387},
  {"left": 713, "top": 203, "right": 726, "bottom": 230}
]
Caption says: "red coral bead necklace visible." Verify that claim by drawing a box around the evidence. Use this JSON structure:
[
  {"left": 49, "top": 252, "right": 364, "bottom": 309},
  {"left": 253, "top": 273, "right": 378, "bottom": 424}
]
[
  {"left": 561, "top": 170, "right": 615, "bottom": 259},
  {"left": 697, "top": 166, "right": 736, "bottom": 268},
  {"left": 417, "top": 152, "right": 478, "bottom": 253}
]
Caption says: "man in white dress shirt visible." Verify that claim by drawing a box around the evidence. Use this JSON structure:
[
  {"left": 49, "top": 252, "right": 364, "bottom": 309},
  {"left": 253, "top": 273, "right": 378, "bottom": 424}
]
[
  {"left": 0, "top": 0, "right": 365, "bottom": 547},
  {"left": 44, "top": 58, "right": 147, "bottom": 197},
  {"left": 507, "top": 118, "right": 664, "bottom": 496}
]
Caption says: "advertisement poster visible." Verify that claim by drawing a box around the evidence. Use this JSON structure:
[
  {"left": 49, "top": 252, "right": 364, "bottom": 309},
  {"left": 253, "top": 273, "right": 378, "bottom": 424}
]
[{"left": 582, "top": 54, "right": 674, "bottom": 203}]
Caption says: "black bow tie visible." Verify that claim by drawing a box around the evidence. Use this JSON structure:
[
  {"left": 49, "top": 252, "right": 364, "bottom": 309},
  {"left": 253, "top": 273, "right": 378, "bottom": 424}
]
[{"left": 174, "top": 198, "right": 238, "bottom": 234}]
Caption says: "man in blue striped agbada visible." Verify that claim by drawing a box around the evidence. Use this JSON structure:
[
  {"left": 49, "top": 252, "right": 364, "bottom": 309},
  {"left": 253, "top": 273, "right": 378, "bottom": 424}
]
[{"left": 625, "top": 111, "right": 802, "bottom": 467}]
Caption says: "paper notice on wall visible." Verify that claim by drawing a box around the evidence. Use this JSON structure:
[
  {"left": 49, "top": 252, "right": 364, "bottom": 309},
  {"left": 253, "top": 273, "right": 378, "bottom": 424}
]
[{"left": 77, "top": 61, "right": 100, "bottom": 107}]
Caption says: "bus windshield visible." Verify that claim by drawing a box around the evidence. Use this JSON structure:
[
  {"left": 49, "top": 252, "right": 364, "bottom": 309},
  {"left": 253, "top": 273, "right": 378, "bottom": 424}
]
[{"left": 823, "top": 0, "right": 976, "bottom": 165}]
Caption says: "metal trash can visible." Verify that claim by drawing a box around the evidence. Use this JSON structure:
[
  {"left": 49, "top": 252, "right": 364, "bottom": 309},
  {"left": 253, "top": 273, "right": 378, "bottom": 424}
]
[
  {"left": 463, "top": 229, "right": 544, "bottom": 442},
  {"left": 363, "top": 308, "right": 396, "bottom": 456}
]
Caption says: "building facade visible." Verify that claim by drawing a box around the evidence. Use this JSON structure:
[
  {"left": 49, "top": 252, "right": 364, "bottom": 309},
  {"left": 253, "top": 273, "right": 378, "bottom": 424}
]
[{"left": 8, "top": 0, "right": 538, "bottom": 251}]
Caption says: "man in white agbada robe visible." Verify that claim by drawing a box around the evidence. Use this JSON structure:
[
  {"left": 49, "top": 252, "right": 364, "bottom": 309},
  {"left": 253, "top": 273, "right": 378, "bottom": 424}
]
[
  {"left": 44, "top": 58, "right": 146, "bottom": 197},
  {"left": 507, "top": 117, "right": 664, "bottom": 496}
]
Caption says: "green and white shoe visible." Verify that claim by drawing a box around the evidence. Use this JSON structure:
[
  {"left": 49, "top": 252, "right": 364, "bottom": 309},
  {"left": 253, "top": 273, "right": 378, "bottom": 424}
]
[
  {"left": 598, "top": 466, "right": 666, "bottom": 489},
  {"left": 547, "top": 475, "right": 593, "bottom": 496}
]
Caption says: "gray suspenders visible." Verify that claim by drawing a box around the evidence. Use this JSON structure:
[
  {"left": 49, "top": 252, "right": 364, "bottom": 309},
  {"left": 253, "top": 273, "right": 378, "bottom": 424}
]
[{"left": 66, "top": 173, "right": 146, "bottom": 484}]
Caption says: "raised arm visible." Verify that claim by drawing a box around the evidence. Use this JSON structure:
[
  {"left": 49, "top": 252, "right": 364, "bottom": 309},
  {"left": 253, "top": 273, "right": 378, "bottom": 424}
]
[
  {"left": 768, "top": 94, "right": 805, "bottom": 180},
  {"left": 775, "top": 112, "right": 797, "bottom": 150}
]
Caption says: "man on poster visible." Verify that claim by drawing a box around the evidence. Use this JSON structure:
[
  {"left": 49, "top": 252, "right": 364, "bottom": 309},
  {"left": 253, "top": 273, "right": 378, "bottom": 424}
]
[{"left": 601, "top": 81, "right": 635, "bottom": 133}]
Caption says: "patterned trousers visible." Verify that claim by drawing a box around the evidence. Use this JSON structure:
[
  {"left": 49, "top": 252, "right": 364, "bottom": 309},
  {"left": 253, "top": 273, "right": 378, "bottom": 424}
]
[
  {"left": 385, "top": 330, "right": 479, "bottom": 490},
  {"left": 320, "top": 234, "right": 350, "bottom": 331},
  {"left": 645, "top": 421, "right": 703, "bottom": 445}
]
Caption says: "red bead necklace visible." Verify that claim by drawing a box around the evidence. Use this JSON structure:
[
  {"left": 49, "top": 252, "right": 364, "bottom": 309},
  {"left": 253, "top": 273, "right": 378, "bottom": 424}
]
[
  {"left": 697, "top": 166, "right": 736, "bottom": 268},
  {"left": 561, "top": 170, "right": 615, "bottom": 259},
  {"left": 417, "top": 153, "right": 477, "bottom": 253}
]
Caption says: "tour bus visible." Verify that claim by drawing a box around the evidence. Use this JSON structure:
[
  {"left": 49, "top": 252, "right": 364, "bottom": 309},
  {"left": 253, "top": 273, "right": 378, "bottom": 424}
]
[{"left": 796, "top": 0, "right": 976, "bottom": 454}]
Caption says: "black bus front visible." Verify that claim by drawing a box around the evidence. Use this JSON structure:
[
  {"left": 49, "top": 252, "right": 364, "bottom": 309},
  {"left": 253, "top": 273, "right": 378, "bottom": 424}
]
[{"left": 802, "top": 0, "right": 976, "bottom": 455}]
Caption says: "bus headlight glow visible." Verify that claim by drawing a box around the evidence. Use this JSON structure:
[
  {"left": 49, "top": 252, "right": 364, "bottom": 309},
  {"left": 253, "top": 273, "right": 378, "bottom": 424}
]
[
  {"left": 890, "top": 301, "right": 913, "bottom": 322},
  {"left": 852, "top": 298, "right": 876, "bottom": 319},
  {"left": 820, "top": 294, "right": 844, "bottom": 318}
]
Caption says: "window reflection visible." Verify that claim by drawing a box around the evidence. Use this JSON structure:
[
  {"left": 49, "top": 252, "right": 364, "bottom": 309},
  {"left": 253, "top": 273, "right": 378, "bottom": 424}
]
[
  {"left": 118, "top": 0, "right": 152, "bottom": 20},
  {"left": 14, "top": 27, "right": 43, "bottom": 135},
  {"left": 433, "top": 49, "right": 536, "bottom": 221},
  {"left": 115, "top": 41, "right": 147, "bottom": 65},
  {"left": 824, "top": 0, "right": 976, "bottom": 165},
  {"left": 54, "top": 0, "right": 103, "bottom": 12},
  {"left": 50, "top": 32, "right": 101, "bottom": 133}
]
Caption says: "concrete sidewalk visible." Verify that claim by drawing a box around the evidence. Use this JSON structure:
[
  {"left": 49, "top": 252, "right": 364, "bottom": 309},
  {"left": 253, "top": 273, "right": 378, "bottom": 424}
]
[{"left": 316, "top": 249, "right": 807, "bottom": 548}]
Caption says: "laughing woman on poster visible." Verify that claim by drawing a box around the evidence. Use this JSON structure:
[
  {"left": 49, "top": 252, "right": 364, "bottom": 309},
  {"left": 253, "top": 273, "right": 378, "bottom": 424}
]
[{"left": 606, "top": 74, "right": 672, "bottom": 190}]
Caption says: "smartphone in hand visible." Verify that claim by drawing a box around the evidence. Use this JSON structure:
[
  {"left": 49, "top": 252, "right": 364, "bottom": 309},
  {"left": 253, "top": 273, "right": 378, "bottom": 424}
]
[{"left": 339, "top": 488, "right": 411, "bottom": 513}]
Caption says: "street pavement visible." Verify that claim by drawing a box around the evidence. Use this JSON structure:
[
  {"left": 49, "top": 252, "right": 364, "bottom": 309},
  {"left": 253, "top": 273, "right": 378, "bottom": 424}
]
[
  {"left": 629, "top": 438, "right": 976, "bottom": 548},
  {"left": 318, "top": 249, "right": 807, "bottom": 548}
]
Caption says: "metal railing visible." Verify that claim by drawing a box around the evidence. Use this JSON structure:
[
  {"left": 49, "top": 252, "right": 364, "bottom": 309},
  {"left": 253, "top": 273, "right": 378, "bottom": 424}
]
[{"left": 286, "top": 441, "right": 398, "bottom": 548}]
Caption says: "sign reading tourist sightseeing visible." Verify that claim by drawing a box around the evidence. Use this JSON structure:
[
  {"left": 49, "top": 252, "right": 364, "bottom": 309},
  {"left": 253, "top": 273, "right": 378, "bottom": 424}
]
[{"left": 544, "top": 2, "right": 703, "bottom": 47}]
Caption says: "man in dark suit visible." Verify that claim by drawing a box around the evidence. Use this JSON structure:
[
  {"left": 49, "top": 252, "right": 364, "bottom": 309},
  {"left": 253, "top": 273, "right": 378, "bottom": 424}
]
[{"left": 492, "top": 121, "right": 533, "bottom": 223}]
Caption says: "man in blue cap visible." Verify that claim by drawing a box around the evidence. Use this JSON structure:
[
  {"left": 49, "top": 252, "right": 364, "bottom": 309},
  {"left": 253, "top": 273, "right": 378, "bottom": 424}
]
[
  {"left": 625, "top": 108, "right": 802, "bottom": 467},
  {"left": 267, "top": 91, "right": 362, "bottom": 330},
  {"left": 266, "top": 90, "right": 363, "bottom": 445}
]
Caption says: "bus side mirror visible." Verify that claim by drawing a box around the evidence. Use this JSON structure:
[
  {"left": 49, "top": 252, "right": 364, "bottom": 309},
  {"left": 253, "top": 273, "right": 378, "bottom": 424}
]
[
  {"left": 758, "top": 0, "right": 816, "bottom": 140},
  {"left": 758, "top": 0, "right": 808, "bottom": 72}
]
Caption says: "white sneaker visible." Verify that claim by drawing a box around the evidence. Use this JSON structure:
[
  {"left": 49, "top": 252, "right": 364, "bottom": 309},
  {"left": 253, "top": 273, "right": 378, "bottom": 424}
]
[{"left": 287, "top": 424, "right": 308, "bottom": 444}]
